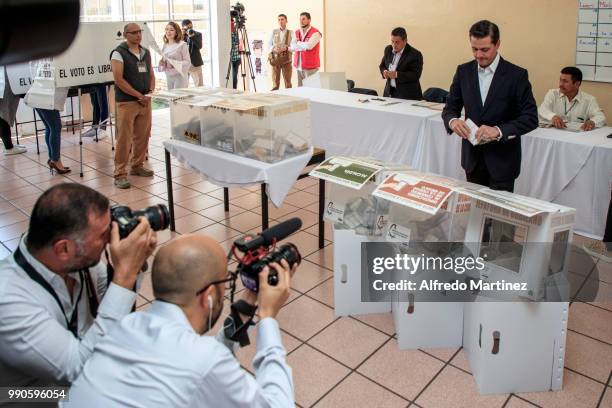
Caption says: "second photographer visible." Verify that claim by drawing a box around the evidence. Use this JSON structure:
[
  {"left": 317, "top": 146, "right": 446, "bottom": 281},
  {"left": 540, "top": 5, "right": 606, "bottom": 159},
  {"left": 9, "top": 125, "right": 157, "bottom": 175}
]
[
  {"left": 181, "top": 19, "right": 205, "bottom": 87},
  {"left": 62, "top": 234, "right": 296, "bottom": 407}
]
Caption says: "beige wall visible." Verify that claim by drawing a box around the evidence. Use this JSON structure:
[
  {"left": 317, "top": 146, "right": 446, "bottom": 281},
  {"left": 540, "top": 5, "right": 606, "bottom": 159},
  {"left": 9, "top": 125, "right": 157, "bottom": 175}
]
[
  {"left": 323, "top": 0, "right": 612, "bottom": 119},
  {"left": 239, "top": 0, "right": 324, "bottom": 90}
]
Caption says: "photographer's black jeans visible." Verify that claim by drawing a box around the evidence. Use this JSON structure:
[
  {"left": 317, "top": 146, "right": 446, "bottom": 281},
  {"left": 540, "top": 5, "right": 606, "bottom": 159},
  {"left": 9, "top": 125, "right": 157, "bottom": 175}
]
[
  {"left": 232, "top": 59, "right": 241, "bottom": 89},
  {"left": 89, "top": 85, "right": 109, "bottom": 127},
  {"left": 0, "top": 118, "right": 14, "bottom": 150}
]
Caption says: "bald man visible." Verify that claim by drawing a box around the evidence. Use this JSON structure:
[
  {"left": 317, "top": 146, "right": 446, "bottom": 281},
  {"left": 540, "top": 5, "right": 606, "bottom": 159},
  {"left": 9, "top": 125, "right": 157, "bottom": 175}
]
[
  {"left": 111, "top": 22, "right": 155, "bottom": 189},
  {"left": 62, "top": 234, "right": 295, "bottom": 408}
]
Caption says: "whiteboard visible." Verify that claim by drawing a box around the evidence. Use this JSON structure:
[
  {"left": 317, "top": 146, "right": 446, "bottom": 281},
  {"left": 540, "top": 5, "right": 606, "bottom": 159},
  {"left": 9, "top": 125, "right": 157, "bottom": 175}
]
[{"left": 577, "top": 0, "right": 612, "bottom": 82}]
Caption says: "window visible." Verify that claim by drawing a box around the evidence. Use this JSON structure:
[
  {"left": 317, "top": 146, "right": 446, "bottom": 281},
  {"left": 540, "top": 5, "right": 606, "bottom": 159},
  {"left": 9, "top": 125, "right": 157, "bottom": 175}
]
[{"left": 80, "top": 0, "right": 212, "bottom": 86}]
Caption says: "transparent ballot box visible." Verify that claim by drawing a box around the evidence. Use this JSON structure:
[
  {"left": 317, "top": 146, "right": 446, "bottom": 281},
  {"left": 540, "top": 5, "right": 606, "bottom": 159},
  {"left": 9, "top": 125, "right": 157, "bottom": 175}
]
[
  {"left": 152, "top": 87, "right": 243, "bottom": 146},
  {"left": 201, "top": 93, "right": 311, "bottom": 163}
]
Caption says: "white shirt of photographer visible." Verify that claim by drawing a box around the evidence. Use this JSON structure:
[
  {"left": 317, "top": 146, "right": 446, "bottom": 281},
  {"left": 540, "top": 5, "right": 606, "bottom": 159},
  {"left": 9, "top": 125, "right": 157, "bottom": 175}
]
[
  {"left": 61, "top": 300, "right": 294, "bottom": 408},
  {"left": 0, "top": 235, "right": 137, "bottom": 392}
]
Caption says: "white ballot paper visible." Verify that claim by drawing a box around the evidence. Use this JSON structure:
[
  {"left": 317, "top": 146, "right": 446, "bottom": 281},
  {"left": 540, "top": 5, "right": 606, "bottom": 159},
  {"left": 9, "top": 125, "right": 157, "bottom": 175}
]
[{"left": 454, "top": 119, "right": 495, "bottom": 146}]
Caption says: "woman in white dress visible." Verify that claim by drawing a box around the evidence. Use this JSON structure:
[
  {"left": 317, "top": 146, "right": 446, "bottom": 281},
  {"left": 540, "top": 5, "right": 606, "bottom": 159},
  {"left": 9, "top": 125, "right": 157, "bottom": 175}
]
[{"left": 158, "top": 21, "right": 191, "bottom": 90}]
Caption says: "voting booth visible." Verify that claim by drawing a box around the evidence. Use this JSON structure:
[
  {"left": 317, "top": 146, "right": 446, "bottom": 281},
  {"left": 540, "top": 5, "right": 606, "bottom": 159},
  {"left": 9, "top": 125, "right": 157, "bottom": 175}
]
[
  {"left": 309, "top": 157, "right": 410, "bottom": 316},
  {"left": 459, "top": 189, "right": 575, "bottom": 394},
  {"left": 371, "top": 171, "right": 472, "bottom": 349}
]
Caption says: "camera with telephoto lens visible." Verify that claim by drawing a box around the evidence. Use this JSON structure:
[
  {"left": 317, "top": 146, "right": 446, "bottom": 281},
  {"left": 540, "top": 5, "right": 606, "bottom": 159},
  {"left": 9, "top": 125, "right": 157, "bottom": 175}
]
[
  {"left": 187, "top": 28, "right": 195, "bottom": 36},
  {"left": 229, "top": 218, "right": 302, "bottom": 293},
  {"left": 230, "top": 2, "right": 247, "bottom": 29},
  {"left": 110, "top": 204, "right": 170, "bottom": 239}
]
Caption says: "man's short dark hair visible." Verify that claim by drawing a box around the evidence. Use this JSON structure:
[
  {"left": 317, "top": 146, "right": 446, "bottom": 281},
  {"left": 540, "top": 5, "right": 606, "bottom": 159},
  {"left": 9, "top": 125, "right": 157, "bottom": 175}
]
[
  {"left": 26, "top": 184, "right": 110, "bottom": 251},
  {"left": 278, "top": 14, "right": 287, "bottom": 19},
  {"left": 181, "top": 19, "right": 192, "bottom": 27},
  {"left": 561, "top": 66, "right": 582, "bottom": 83},
  {"left": 469, "top": 20, "right": 500, "bottom": 44},
  {"left": 300, "top": 12, "right": 311, "bottom": 20},
  {"left": 391, "top": 27, "right": 407, "bottom": 41}
]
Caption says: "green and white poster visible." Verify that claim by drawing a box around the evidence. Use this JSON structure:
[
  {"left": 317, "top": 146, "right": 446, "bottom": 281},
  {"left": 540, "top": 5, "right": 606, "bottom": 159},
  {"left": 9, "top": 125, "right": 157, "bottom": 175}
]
[{"left": 309, "top": 156, "right": 382, "bottom": 189}]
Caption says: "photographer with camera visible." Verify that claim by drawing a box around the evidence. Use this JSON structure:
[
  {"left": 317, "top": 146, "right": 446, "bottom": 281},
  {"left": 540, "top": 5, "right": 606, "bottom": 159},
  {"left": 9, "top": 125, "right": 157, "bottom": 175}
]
[
  {"left": 0, "top": 183, "right": 157, "bottom": 395},
  {"left": 62, "top": 234, "right": 297, "bottom": 408},
  {"left": 181, "top": 19, "right": 205, "bottom": 87},
  {"left": 63, "top": 233, "right": 295, "bottom": 407}
]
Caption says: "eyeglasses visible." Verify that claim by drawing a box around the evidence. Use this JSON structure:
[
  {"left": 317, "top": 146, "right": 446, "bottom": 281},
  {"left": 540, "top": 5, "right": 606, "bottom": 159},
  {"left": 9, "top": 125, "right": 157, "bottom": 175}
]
[
  {"left": 125, "top": 30, "right": 143, "bottom": 35},
  {"left": 195, "top": 275, "right": 236, "bottom": 296}
]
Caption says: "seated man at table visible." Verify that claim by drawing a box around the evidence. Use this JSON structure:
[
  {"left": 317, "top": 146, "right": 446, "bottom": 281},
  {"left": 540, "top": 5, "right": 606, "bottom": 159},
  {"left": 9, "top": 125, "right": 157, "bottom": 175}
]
[{"left": 538, "top": 66, "right": 606, "bottom": 131}]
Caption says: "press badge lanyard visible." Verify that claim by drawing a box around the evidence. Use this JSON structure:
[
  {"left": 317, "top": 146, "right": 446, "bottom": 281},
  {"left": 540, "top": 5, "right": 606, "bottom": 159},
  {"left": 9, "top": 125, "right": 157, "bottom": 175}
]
[
  {"left": 13, "top": 247, "right": 97, "bottom": 338},
  {"left": 564, "top": 98, "right": 577, "bottom": 116}
]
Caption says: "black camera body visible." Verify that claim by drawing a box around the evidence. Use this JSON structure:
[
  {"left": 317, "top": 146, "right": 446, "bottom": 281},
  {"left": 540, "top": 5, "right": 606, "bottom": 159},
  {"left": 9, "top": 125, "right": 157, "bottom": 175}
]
[
  {"left": 239, "top": 243, "right": 301, "bottom": 291},
  {"left": 110, "top": 204, "right": 170, "bottom": 239},
  {"left": 230, "top": 218, "right": 302, "bottom": 293},
  {"left": 230, "top": 2, "right": 247, "bottom": 29}
]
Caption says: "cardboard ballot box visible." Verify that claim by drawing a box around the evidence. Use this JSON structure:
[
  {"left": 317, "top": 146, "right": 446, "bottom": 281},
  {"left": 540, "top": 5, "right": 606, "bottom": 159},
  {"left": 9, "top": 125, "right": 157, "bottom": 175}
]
[
  {"left": 201, "top": 93, "right": 311, "bottom": 163},
  {"left": 372, "top": 171, "right": 472, "bottom": 349},
  {"left": 333, "top": 228, "right": 391, "bottom": 316},
  {"left": 461, "top": 187, "right": 575, "bottom": 301},
  {"left": 463, "top": 300, "right": 568, "bottom": 394}
]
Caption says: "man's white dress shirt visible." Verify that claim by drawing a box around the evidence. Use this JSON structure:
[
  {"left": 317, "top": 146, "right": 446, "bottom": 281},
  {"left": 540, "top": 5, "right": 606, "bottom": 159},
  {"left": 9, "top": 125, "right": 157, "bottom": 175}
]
[
  {"left": 538, "top": 88, "right": 606, "bottom": 128},
  {"left": 61, "top": 300, "right": 294, "bottom": 408},
  {"left": 449, "top": 53, "right": 504, "bottom": 139},
  {"left": 388, "top": 47, "right": 405, "bottom": 88}
]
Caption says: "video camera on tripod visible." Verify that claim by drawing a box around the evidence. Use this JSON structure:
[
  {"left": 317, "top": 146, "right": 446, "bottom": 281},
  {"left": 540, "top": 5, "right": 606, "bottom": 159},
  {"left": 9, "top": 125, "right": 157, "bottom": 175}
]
[{"left": 230, "top": 2, "right": 247, "bottom": 29}]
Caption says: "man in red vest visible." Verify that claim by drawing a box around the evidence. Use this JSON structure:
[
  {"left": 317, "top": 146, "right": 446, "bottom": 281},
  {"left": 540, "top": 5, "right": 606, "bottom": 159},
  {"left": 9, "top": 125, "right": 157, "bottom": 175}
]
[{"left": 289, "top": 12, "right": 322, "bottom": 86}]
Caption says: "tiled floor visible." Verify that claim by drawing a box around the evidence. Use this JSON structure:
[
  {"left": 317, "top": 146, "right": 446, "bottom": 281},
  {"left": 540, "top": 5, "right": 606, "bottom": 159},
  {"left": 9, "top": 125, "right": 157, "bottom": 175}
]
[{"left": 2, "top": 109, "right": 611, "bottom": 408}]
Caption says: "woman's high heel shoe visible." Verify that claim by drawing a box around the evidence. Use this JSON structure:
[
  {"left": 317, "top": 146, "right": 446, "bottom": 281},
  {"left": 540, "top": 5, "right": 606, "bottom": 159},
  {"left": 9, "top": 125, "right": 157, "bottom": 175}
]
[{"left": 48, "top": 160, "right": 71, "bottom": 175}]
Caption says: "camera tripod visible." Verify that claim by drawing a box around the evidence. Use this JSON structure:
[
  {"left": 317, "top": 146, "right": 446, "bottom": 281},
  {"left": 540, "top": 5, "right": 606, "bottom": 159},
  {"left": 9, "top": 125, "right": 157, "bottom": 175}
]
[{"left": 225, "top": 23, "right": 257, "bottom": 92}]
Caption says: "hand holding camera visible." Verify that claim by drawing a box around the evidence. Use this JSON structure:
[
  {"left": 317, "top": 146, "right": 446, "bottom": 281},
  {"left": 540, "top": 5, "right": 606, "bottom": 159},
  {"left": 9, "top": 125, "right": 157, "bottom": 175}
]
[
  {"left": 257, "top": 260, "right": 293, "bottom": 319},
  {"left": 109, "top": 218, "right": 156, "bottom": 289}
]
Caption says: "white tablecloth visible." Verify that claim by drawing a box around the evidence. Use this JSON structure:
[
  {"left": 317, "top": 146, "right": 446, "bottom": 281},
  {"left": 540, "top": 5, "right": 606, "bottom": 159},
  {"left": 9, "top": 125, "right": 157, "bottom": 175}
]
[
  {"left": 421, "top": 119, "right": 612, "bottom": 238},
  {"left": 276, "top": 87, "right": 440, "bottom": 166},
  {"left": 163, "top": 140, "right": 314, "bottom": 207}
]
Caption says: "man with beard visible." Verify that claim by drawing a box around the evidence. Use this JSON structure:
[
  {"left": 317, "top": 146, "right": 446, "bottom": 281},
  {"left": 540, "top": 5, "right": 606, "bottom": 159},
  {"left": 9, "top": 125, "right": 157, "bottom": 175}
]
[
  {"left": 0, "top": 183, "right": 156, "bottom": 394},
  {"left": 62, "top": 234, "right": 295, "bottom": 407}
]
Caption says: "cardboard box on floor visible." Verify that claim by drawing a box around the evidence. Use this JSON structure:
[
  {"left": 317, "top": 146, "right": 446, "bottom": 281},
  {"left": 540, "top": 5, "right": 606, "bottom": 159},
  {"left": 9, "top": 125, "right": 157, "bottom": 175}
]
[
  {"left": 457, "top": 187, "right": 575, "bottom": 394},
  {"left": 372, "top": 171, "right": 472, "bottom": 349}
]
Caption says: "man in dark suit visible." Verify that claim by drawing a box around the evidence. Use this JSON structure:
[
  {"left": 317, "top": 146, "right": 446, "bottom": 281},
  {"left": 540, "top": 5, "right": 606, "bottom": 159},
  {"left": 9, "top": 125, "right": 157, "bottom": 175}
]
[
  {"left": 379, "top": 27, "right": 423, "bottom": 100},
  {"left": 442, "top": 20, "right": 537, "bottom": 192},
  {"left": 182, "top": 19, "right": 205, "bottom": 86}
]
